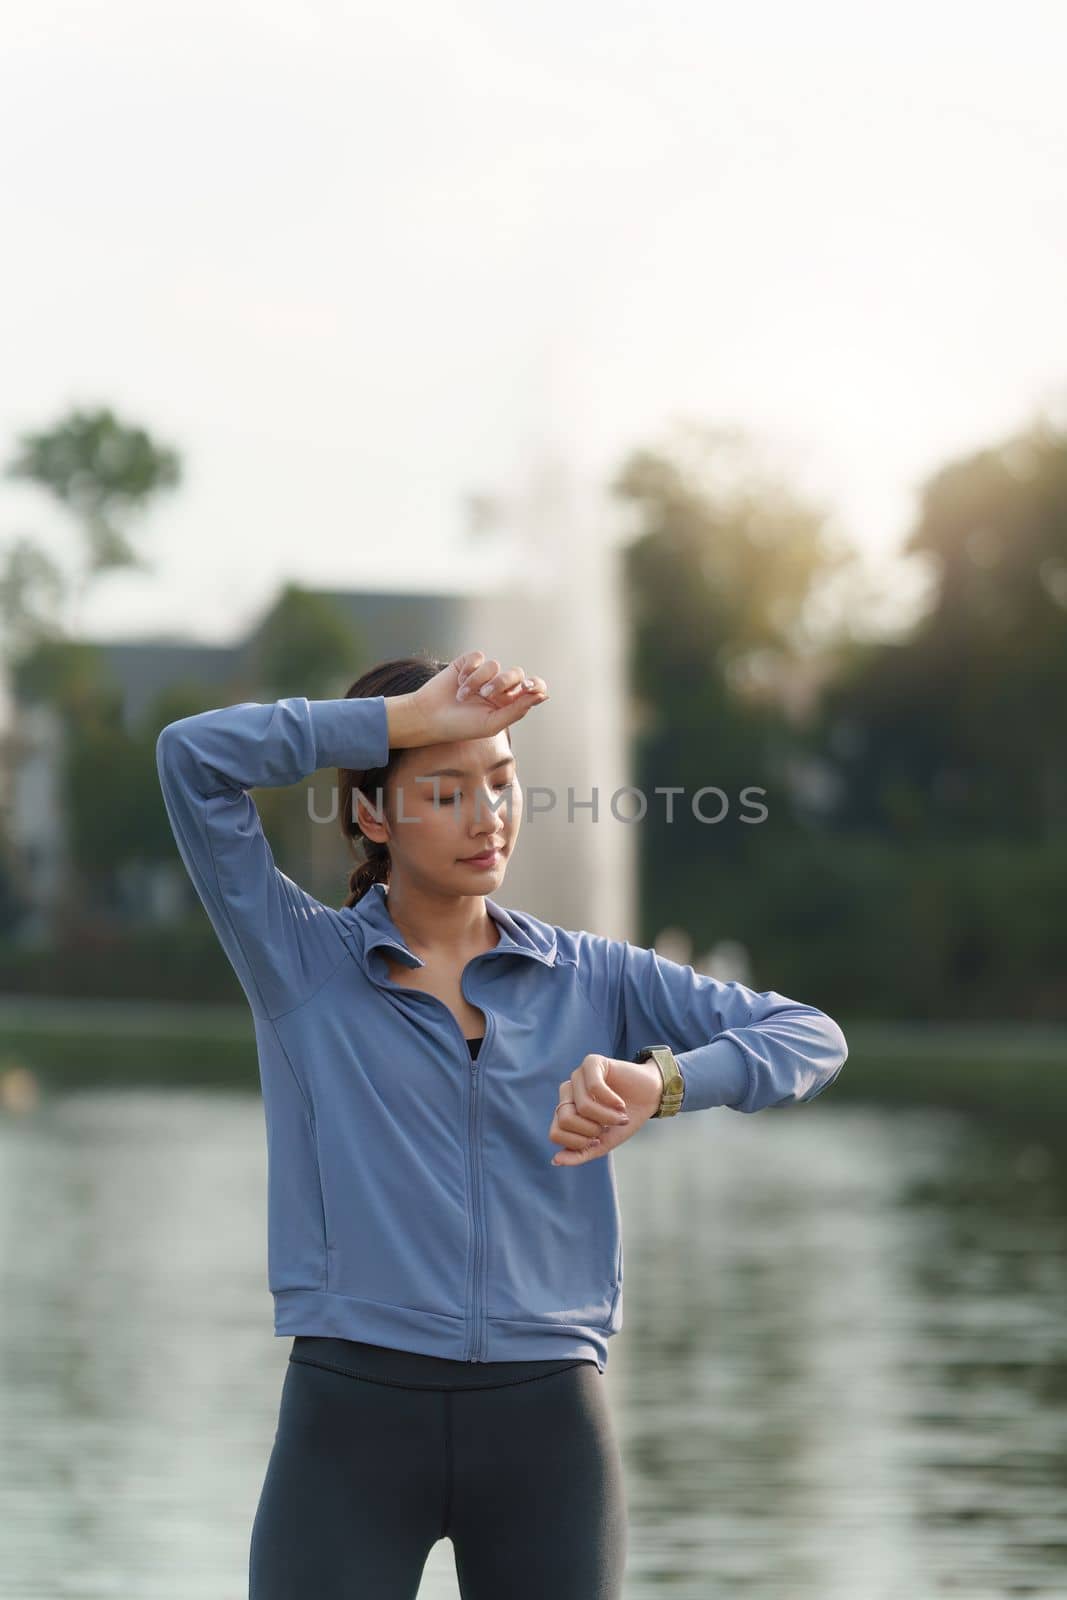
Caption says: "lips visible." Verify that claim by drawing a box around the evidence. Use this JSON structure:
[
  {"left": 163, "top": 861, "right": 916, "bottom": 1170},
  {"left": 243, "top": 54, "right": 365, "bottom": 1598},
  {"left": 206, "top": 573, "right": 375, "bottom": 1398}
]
[{"left": 460, "top": 846, "right": 504, "bottom": 864}]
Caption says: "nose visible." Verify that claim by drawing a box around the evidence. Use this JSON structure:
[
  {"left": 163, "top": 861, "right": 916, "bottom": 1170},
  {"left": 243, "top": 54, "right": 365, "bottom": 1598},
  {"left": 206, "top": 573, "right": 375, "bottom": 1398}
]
[{"left": 471, "top": 785, "right": 511, "bottom": 832}]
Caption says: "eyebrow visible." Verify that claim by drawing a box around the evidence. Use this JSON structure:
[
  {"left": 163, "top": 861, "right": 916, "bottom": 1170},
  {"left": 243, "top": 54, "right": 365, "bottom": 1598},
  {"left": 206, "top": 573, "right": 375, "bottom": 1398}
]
[{"left": 416, "top": 755, "right": 516, "bottom": 779}]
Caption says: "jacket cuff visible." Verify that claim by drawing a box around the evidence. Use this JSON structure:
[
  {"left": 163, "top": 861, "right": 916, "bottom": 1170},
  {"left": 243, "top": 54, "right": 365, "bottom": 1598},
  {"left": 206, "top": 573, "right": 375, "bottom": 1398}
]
[
  {"left": 675, "top": 1036, "right": 750, "bottom": 1112},
  {"left": 309, "top": 696, "right": 391, "bottom": 772}
]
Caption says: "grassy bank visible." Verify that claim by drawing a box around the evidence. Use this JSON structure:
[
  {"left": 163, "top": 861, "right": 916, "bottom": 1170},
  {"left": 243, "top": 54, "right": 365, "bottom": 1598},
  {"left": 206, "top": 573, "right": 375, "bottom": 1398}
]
[{"left": 0, "top": 995, "right": 257, "bottom": 1086}]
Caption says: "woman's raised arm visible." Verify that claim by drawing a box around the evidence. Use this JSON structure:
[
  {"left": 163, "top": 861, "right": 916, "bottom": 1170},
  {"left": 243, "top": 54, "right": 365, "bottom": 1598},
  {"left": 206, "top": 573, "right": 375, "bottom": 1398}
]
[{"left": 155, "top": 695, "right": 390, "bottom": 1022}]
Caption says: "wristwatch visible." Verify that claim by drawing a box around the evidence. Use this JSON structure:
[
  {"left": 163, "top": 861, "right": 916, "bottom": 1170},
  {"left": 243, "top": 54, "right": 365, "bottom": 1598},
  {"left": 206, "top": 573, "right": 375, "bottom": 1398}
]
[{"left": 634, "top": 1045, "right": 685, "bottom": 1117}]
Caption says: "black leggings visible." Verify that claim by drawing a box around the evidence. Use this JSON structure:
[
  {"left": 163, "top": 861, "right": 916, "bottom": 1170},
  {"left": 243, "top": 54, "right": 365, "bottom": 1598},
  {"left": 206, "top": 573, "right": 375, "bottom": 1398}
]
[{"left": 249, "top": 1336, "right": 629, "bottom": 1599}]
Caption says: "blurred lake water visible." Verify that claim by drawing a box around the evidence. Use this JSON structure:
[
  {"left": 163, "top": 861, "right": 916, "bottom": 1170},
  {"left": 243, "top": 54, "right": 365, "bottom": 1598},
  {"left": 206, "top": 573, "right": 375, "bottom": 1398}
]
[{"left": 1, "top": 1081, "right": 1065, "bottom": 1598}]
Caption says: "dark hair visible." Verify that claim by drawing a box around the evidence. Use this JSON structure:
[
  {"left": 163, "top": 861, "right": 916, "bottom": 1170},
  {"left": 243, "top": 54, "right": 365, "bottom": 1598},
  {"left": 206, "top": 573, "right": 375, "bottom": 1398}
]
[{"left": 338, "top": 652, "right": 514, "bottom": 906}]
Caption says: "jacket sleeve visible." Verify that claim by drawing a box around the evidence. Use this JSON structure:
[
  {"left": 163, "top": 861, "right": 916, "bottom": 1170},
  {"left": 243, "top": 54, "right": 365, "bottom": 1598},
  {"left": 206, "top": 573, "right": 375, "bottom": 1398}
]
[
  {"left": 577, "top": 933, "right": 847, "bottom": 1114},
  {"left": 155, "top": 695, "right": 390, "bottom": 1022}
]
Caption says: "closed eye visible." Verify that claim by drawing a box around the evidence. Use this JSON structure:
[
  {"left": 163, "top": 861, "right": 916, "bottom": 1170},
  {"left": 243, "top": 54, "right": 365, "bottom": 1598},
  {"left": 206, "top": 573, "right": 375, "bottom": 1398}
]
[{"left": 443, "top": 781, "right": 514, "bottom": 805}]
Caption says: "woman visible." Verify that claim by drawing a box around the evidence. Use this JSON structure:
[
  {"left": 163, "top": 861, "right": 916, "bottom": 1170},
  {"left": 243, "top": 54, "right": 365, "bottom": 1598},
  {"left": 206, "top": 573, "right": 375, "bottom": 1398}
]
[{"left": 155, "top": 647, "right": 848, "bottom": 1599}]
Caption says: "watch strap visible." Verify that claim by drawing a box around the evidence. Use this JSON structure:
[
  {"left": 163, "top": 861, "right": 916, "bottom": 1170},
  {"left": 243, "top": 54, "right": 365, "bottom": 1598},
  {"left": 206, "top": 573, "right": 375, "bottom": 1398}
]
[{"left": 634, "top": 1045, "right": 685, "bottom": 1117}]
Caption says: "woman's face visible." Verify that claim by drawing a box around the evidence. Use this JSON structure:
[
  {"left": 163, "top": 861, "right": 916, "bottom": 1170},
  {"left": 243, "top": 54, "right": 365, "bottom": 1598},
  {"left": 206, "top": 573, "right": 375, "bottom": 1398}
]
[{"left": 362, "top": 732, "right": 522, "bottom": 893}]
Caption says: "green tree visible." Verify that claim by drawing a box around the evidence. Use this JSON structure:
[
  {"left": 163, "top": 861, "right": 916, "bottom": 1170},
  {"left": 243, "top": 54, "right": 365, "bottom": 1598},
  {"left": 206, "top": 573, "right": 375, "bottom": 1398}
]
[
  {"left": 611, "top": 421, "right": 854, "bottom": 935},
  {"left": 818, "top": 411, "right": 1067, "bottom": 838},
  {"left": 244, "top": 583, "right": 361, "bottom": 701},
  {"left": 2, "top": 404, "right": 182, "bottom": 647},
  {"left": 0, "top": 537, "right": 66, "bottom": 664}
]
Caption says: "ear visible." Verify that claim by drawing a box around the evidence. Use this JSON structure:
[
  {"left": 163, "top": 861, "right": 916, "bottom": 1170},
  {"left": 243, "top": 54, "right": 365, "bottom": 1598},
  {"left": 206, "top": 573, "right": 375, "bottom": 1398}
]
[{"left": 353, "top": 782, "right": 390, "bottom": 845}]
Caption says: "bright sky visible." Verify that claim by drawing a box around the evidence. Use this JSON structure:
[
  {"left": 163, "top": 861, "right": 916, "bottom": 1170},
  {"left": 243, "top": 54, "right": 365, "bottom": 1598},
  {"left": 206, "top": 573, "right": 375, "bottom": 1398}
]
[{"left": 2, "top": 0, "right": 1065, "bottom": 647}]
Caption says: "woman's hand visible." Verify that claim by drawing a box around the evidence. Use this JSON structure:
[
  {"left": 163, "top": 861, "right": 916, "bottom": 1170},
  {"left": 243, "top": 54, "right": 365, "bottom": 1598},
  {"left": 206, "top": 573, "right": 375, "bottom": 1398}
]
[
  {"left": 549, "top": 1053, "right": 666, "bottom": 1167},
  {"left": 399, "top": 650, "right": 549, "bottom": 747}
]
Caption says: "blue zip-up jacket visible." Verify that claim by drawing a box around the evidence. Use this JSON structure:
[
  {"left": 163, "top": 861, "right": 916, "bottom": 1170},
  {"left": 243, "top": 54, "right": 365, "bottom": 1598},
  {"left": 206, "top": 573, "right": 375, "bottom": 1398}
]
[{"left": 155, "top": 694, "right": 848, "bottom": 1371}]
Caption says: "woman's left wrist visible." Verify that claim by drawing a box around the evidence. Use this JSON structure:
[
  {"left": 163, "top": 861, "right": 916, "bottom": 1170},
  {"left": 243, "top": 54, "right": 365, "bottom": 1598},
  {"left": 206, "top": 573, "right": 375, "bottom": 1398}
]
[{"left": 634, "top": 1046, "right": 686, "bottom": 1117}]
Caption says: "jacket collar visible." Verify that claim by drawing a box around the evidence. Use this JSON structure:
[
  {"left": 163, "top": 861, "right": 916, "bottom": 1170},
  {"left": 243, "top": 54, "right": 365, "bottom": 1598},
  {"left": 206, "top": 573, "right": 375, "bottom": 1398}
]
[{"left": 342, "top": 880, "right": 558, "bottom": 977}]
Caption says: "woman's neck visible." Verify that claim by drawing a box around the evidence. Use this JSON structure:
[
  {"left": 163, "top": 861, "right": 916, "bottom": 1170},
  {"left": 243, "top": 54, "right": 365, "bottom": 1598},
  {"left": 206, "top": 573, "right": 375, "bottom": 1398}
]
[{"left": 383, "top": 882, "right": 501, "bottom": 962}]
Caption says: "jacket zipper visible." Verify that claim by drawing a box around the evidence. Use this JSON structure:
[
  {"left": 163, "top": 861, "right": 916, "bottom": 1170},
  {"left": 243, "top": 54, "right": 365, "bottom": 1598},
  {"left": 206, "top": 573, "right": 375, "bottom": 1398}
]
[
  {"left": 429, "top": 962, "right": 492, "bottom": 1363},
  {"left": 466, "top": 993, "right": 497, "bottom": 1361},
  {"left": 467, "top": 1046, "right": 483, "bottom": 1360},
  {"left": 377, "top": 941, "right": 496, "bottom": 1362}
]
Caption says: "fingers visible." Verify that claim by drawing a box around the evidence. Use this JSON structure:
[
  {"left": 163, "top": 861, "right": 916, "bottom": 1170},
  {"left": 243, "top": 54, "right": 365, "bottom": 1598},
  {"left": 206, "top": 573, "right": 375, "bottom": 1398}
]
[
  {"left": 451, "top": 651, "right": 484, "bottom": 684},
  {"left": 549, "top": 1118, "right": 604, "bottom": 1159},
  {"left": 550, "top": 1106, "right": 615, "bottom": 1165},
  {"left": 478, "top": 665, "right": 527, "bottom": 703},
  {"left": 567, "top": 1065, "right": 632, "bottom": 1125},
  {"left": 549, "top": 1065, "right": 630, "bottom": 1155},
  {"left": 551, "top": 1105, "right": 605, "bottom": 1144},
  {"left": 456, "top": 656, "right": 499, "bottom": 701},
  {"left": 578, "top": 1054, "right": 629, "bottom": 1114},
  {"left": 553, "top": 1098, "right": 630, "bottom": 1136},
  {"left": 552, "top": 1142, "right": 604, "bottom": 1167},
  {"left": 453, "top": 652, "right": 548, "bottom": 706}
]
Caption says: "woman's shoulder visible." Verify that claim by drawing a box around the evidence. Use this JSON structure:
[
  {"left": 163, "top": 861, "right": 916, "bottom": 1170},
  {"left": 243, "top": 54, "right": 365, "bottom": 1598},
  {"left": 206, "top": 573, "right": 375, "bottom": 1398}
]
[{"left": 502, "top": 908, "right": 629, "bottom": 976}]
